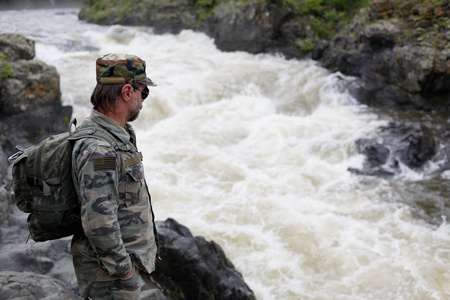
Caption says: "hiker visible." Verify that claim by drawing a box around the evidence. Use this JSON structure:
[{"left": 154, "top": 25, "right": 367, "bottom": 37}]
[{"left": 71, "top": 53, "right": 159, "bottom": 299}]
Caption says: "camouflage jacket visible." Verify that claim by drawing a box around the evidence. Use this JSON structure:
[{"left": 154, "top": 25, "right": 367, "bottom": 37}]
[{"left": 71, "top": 109, "right": 157, "bottom": 281}]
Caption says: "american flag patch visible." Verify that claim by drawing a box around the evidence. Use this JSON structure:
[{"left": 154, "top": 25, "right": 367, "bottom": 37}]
[{"left": 93, "top": 157, "right": 116, "bottom": 171}]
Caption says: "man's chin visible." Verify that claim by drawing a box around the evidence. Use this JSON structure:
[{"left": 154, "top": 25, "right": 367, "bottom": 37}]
[{"left": 128, "top": 112, "right": 140, "bottom": 122}]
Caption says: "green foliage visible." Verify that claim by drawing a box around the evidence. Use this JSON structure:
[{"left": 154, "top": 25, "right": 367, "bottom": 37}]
[
  {"left": 300, "top": 39, "right": 314, "bottom": 51},
  {"left": 84, "top": 0, "right": 132, "bottom": 23},
  {"left": 303, "top": 0, "right": 322, "bottom": 14},
  {"left": 0, "top": 54, "right": 15, "bottom": 79},
  {"left": 196, "top": 0, "right": 219, "bottom": 22},
  {"left": 284, "top": 0, "right": 372, "bottom": 42},
  {"left": 197, "top": 0, "right": 215, "bottom": 7}
]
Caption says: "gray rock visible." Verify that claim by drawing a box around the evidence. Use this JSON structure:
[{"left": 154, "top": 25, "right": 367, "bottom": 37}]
[
  {"left": 0, "top": 271, "right": 81, "bottom": 300},
  {"left": 0, "top": 33, "right": 35, "bottom": 61},
  {"left": 206, "top": 2, "right": 288, "bottom": 54},
  {"left": 349, "top": 120, "right": 436, "bottom": 176},
  {"left": 152, "top": 218, "right": 256, "bottom": 300}
]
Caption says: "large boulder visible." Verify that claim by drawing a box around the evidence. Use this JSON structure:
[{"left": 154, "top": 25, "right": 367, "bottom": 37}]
[
  {"left": 152, "top": 218, "right": 256, "bottom": 300},
  {"left": 0, "top": 33, "right": 35, "bottom": 61},
  {"left": 320, "top": 2, "right": 450, "bottom": 113},
  {"left": 0, "top": 271, "right": 80, "bottom": 300},
  {"left": 0, "top": 33, "right": 72, "bottom": 235},
  {"left": 349, "top": 120, "right": 436, "bottom": 176},
  {"left": 0, "top": 33, "right": 72, "bottom": 149},
  {"left": 205, "top": 2, "right": 289, "bottom": 54}
]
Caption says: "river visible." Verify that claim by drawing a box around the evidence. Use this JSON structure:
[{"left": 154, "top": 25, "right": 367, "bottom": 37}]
[{"left": 1, "top": 7, "right": 449, "bottom": 300}]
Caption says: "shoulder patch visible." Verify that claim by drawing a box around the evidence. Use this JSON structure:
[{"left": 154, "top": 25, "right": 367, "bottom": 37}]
[{"left": 93, "top": 157, "right": 116, "bottom": 171}]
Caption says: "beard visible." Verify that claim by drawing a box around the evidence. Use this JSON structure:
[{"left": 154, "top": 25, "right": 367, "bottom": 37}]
[{"left": 127, "top": 95, "right": 142, "bottom": 122}]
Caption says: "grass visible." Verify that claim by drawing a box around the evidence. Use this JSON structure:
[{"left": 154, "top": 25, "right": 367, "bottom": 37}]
[{"left": 0, "top": 54, "right": 15, "bottom": 79}]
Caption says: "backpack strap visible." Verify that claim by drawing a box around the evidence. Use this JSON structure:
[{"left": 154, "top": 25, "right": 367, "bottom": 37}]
[
  {"left": 68, "top": 120, "right": 129, "bottom": 177},
  {"left": 70, "top": 127, "right": 128, "bottom": 152}
]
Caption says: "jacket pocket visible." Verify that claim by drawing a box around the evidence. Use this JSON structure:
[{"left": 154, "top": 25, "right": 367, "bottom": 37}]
[{"left": 124, "top": 163, "right": 143, "bottom": 207}]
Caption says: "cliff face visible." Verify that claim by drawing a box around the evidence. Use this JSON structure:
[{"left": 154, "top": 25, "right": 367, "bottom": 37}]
[
  {"left": 78, "top": 0, "right": 450, "bottom": 114},
  {"left": 319, "top": 1, "right": 450, "bottom": 113}
]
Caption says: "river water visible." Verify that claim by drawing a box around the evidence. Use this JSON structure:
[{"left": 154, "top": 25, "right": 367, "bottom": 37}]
[{"left": 1, "top": 7, "right": 449, "bottom": 300}]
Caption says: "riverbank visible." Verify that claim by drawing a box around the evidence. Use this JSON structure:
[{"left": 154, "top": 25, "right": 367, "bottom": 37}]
[{"left": 78, "top": 0, "right": 450, "bottom": 114}]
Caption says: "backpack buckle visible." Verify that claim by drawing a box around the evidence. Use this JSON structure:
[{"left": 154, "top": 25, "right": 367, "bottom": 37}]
[{"left": 8, "top": 150, "right": 23, "bottom": 162}]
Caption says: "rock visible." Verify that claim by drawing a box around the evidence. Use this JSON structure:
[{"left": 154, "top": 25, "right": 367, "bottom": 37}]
[
  {"left": 1, "top": 60, "right": 61, "bottom": 115},
  {"left": 0, "top": 34, "right": 72, "bottom": 151},
  {"left": 78, "top": 0, "right": 200, "bottom": 34},
  {"left": 152, "top": 218, "right": 256, "bottom": 300},
  {"left": 0, "top": 33, "right": 35, "bottom": 61},
  {"left": 206, "top": 2, "right": 289, "bottom": 54},
  {"left": 321, "top": 3, "right": 450, "bottom": 114},
  {"left": 0, "top": 33, "right": 71, "bottom": 243},
  {"left": 349, "top": 120, "right": 436, "bottom": 176},
  {"left": 0, "top": 271, "right": 81, "bottom": 300},
  {"left": 0, "top": 216, "right": 255, "bottom": 300},
  {"left": 380, "top": 121, "right": 436, "bottom": 169}
]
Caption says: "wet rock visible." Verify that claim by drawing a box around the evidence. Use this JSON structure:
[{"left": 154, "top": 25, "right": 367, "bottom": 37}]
[
  {"left": 0, "top": 216, "right": 255, "bottom": 300},
  {"left": 152, "top": 218, "right": 256, "bottom": 300},
  {"left": 206, "top": 2, "right": 289, "bottom": 54},
  {"left": 380, "top": 121, "right": 436, "bottom": 169},
  {"left": 349, "top": 120, "right": 436, "bottom": 176}
]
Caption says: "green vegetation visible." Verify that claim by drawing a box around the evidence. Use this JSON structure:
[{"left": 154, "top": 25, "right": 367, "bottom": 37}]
[
  {"left": 292, "top": 0, "right": 372, "bottom": 39},
  {"left": 83, "top": 0, "right": 132, "bottom": 23},
  {"left": 0, "top": 54, "right": 15, "bottom": 79},
  {"left": 275, "top": 0, "right": 449, "bottom": 51},
  {"left": 300, "top": 39, "right": 314, "bottom": 51}
]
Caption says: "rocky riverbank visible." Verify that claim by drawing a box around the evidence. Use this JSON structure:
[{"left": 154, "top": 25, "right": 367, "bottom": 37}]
[
  {"left": 0, "top": 33, "right": 256, "bottom": 300},
  {"left": 78, "top": 0, "right": 450, "bottom": 114}
]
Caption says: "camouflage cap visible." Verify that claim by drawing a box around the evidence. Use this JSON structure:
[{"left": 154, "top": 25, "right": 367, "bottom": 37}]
[{"left": 96, "top": 53, "right": 157, "bottom": 86}]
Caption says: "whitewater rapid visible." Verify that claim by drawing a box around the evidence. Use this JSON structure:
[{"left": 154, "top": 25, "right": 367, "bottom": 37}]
[{"left": 1, "top": 8, "right": 449, "bottom": 300}]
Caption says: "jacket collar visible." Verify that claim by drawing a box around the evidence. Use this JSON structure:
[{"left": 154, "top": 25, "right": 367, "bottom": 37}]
[{"left": 89, "top": 109, "right": 135, "bottom": 146}]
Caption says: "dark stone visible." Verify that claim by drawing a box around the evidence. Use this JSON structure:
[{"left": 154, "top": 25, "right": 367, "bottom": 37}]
[
  {"left": 0, "top": 271, "right": 80, "bottom": 300},
  {"left": 206, "top": 2, "right": 289, "bottom": 54},
  {"left": 349, "top": 120, "right": 436, "bottom": 177},
  {"left": 0, "top": 33, "right": 35, "bottom": 61},
  {"left": 356, "top": 139, "right": 390, "bottom": 168},
  {"left": 152, "top": 218, "right": 257, "bottom": 300}
]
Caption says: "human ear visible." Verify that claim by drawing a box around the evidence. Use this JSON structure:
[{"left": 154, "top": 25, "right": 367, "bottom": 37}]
[{"left": 121, "top": 84, "right": 134, "bottom": 101}]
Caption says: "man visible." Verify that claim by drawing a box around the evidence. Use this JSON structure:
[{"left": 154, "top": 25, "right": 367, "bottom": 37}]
[{"left": 71, "top": 53, "right": 159, "bottom": 299}]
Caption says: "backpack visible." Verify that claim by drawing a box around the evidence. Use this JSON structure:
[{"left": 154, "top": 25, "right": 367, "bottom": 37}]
[{"left": 8, "top": 119, "right": 122, "bottom": 242}]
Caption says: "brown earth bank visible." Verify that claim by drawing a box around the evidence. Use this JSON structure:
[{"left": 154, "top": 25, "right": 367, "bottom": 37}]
[{"left": 78, "top": 0, "right": 450, "bottom": 114}]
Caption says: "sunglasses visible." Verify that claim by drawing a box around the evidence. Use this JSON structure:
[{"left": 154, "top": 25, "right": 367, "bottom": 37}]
[{"left": 132, "top": 85, "right": 149, "bottom": 100}]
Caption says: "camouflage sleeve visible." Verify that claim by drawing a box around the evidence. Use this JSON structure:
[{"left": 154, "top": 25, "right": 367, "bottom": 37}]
[{"left": 73, "top": 138, "right": 132, "bottom": 278}]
